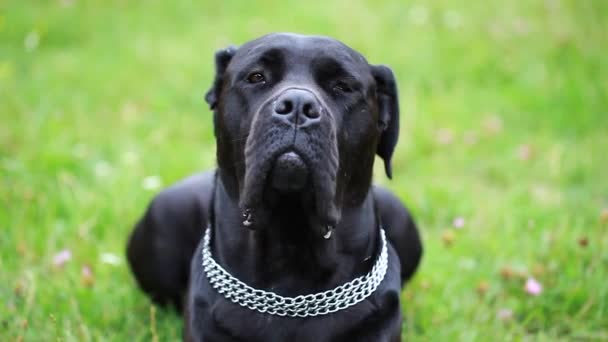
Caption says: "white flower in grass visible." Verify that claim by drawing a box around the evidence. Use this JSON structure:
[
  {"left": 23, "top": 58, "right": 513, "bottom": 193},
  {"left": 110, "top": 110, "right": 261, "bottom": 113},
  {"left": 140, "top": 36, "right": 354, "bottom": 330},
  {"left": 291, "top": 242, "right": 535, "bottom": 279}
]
[
  {"left": 443, "top": 11, "right": 463, "bottom": 29},
  {"left": 100, "top": 253, "right": 122, "bottom": 266},
  {"left": 497, "top": 308, "right": 513, "bottom": 321},
  {"left": 409, "top": 6, "right": 429, "bottom": 26},
  {"left": 24, "top": 31, "right": 39, "bottom": 52},
  {"left": 81, "top": 265, "right": 95, "bottom": 286},
  {"left": 94, "top": 160, "right": 113, "bottom": 178},
  {"left": 142, "top": 176, "right": 162, "bottom": 191},
  {"left": 517, "top": 144, "right": 534, "bottom": 161},
  {"left": 483, "top": 115, "right": 503, "bottom": 135},
  {"left": 524, "top": 277, "right": 543, "bottom": 296},
  {"left": 452, "top": 217, "right": 465, "bottom": 229},
  {"left": 436, "top": 128, "right": 454, "bottom": 145},
  {"left": 458, "top": 257, "right": 477, "bottom": 270},
  {"left": 122, "top": 150, "right": 139, "bottom": 165},
  {"left": 53, "top": 249, "right": 72, "bottom": 267},
  {"left": 72, "top": 144, "right": 89, "bottom": 158}
]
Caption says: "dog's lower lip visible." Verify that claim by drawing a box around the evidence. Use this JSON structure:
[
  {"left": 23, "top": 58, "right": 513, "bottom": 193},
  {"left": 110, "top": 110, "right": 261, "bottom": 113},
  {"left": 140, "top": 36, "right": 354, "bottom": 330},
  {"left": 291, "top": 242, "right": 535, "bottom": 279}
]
[
  {"left": 283, "top": 151, "right": 299, "bottom": 159},
  {"left": 270, "top": 151, "right": 308, "bottom": 192},
  {"left": 278, "top": 151, "right": 306, "bottom": 169}
]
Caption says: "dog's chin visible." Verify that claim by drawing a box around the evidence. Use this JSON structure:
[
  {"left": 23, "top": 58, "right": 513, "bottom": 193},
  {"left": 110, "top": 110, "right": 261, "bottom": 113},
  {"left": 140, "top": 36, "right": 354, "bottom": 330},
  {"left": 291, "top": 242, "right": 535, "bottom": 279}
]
[{"left": 270, "top": 151, "right": 309, "bottom": 193}]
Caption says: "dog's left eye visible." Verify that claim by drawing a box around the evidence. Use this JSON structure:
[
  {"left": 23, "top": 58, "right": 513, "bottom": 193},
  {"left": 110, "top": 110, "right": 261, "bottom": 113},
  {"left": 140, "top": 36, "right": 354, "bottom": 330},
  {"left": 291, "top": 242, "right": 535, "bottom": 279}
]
[
  {"left": 246, "top": 72, "right": 266, "bottom": 84},
  {"left": 333, "top": 81, "right": 353, "bottom": 93}
]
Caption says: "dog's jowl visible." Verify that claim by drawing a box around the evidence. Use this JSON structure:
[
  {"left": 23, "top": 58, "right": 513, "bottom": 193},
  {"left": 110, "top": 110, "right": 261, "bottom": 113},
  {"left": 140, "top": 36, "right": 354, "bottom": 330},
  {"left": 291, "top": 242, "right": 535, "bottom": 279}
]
[{"left": 126, "top": 33, "right": 422, "bottom": 342}]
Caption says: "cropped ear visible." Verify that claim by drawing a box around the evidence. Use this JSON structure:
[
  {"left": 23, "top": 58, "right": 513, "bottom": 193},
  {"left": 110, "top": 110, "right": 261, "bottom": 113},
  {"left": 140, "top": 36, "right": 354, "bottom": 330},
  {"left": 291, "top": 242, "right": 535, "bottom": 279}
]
[
  {"left": 371, "top": 65, "right": 400, "bottom": 179},
  {"left": 205, "top": 46, "right": 238, "bottom": 110}
]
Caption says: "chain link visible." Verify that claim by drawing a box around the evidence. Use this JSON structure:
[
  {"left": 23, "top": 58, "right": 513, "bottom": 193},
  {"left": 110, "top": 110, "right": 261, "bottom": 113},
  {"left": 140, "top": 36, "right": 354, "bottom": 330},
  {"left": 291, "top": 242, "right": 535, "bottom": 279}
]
[{"left": 201, "top": 226, "right": 388, "bottom": 318}]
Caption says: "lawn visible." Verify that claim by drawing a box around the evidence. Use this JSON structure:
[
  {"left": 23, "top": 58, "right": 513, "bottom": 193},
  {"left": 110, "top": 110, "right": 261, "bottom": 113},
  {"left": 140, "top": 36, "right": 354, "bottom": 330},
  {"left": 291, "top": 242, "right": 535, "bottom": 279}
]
[{"left": 1, "top": 0, "right": 607, "bottom": 340}]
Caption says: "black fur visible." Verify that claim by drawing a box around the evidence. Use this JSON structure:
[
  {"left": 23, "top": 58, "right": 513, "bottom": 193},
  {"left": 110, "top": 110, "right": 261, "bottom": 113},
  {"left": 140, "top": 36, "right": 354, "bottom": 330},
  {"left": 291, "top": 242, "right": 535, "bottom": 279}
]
[{"left": 127, "top": 33, "right": 422, "bottom": 341}]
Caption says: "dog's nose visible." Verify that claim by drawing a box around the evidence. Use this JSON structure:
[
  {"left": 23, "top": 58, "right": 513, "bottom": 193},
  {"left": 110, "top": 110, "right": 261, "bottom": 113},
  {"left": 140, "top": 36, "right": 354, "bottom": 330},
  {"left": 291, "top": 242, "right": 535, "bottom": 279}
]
[{"left": 273, "top": 89, "right": 321, "bottom": 126}]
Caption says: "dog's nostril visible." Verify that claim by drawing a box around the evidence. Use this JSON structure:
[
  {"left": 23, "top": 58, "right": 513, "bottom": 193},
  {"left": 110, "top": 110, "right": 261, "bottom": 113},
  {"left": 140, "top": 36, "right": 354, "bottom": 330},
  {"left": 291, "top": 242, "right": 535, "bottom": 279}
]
[
  {"left": 275, "top": 100, "right": 293, "bottom": 115},
  {"left": 274, "top": 90, "right": 322, "bottom": 122},
  {"left": 303, "top": 103, "right": 320, "bottom": 119}
]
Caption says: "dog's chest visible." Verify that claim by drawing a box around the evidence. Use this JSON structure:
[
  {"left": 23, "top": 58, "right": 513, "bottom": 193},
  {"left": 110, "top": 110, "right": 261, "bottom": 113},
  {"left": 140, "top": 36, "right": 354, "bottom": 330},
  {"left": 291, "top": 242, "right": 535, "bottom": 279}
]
[
  {"left": 205, "top": 295, "right": 389, "bottom": 342},
  {"left": 195, "top": 245, "right": 403, "bottom": 342}
]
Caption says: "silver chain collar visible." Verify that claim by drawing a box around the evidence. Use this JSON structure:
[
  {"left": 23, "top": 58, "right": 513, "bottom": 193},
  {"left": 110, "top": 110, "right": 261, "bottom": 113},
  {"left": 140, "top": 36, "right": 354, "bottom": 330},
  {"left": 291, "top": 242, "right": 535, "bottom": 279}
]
[{"left": 201, "top": 226, "right": 388, "bottom": 318}]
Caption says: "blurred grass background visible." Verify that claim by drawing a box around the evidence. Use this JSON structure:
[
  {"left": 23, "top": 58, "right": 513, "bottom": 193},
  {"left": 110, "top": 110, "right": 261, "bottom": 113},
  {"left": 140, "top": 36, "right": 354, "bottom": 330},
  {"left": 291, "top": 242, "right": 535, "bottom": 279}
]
[{"left": 1, "top": 0, "right": 607, "bottom": 340}]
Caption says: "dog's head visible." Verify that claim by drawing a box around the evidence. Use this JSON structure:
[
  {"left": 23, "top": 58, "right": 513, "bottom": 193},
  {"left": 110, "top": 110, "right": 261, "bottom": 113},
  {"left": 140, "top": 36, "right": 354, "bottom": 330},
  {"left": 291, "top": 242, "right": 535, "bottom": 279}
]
[{"left": 206, "top": 33, "right": 399, "bottom": 233}]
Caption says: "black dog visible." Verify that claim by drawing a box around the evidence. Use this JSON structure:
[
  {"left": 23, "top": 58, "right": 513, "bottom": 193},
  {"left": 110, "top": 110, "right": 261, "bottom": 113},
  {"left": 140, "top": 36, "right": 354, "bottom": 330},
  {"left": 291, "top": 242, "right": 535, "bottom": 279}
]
[{"left": 127, "top": 33, "right": 422, "bottom": 342}]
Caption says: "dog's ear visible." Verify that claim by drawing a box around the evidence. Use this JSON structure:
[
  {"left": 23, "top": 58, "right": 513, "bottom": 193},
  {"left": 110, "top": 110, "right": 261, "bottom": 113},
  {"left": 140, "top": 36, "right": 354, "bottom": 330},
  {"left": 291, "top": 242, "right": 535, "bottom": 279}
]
[
  {"left": 371, "top": 64, "right": 400, "bottom": 179},
  {"left": 205, "top": 46, "right": 238, "bottom": 110}
]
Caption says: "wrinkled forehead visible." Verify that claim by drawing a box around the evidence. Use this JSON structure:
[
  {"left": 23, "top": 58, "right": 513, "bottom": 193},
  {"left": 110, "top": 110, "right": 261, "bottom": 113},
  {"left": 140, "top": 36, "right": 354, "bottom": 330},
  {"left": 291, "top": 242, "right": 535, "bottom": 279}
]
[{"left": 228, "top": 33, "right": 372, "bottom": 77}]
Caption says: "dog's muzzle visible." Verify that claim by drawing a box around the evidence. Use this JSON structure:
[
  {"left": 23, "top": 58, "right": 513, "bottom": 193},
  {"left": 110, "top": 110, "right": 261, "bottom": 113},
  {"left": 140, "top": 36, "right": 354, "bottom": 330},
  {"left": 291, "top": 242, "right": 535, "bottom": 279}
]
[
  {"left": 267, "top": 88, "right": 325, "bottom": 193},
  {"left": 241, "top": 86, "right": 340, "bottom": 228}
]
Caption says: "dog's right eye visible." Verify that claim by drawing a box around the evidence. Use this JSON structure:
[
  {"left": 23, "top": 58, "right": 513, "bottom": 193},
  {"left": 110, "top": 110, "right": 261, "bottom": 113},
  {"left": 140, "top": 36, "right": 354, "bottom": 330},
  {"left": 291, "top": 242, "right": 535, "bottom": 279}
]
[
  {"left": 333, "top": 81, "right": 353, "bottom": 93},
  {"left": 246, "top": 72, "right": 266, "bottom": 84}
]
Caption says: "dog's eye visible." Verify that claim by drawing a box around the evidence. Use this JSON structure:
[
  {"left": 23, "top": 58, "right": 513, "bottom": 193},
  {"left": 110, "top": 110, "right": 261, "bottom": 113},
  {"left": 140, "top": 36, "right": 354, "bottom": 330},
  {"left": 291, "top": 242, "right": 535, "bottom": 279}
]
[
  {"left": 246, "top": 72, "right": 266, "bottom": 84},
  {"left": 333, "top": 81, "right": 353, "bottom": 93}
]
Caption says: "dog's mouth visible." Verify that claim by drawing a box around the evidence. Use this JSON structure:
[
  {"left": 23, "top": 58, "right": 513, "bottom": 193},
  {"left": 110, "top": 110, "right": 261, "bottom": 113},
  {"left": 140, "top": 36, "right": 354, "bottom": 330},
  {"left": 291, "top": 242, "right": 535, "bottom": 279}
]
[{"left": 269, "top": 151, "right": 309, "bottom": 193}]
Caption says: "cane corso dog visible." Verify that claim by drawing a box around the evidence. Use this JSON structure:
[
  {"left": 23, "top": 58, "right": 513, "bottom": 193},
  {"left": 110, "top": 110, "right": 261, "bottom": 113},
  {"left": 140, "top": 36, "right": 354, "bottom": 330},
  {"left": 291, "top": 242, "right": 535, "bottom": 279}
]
[{"left": 127, "top": 33, "right": 422, "bottom": 341}]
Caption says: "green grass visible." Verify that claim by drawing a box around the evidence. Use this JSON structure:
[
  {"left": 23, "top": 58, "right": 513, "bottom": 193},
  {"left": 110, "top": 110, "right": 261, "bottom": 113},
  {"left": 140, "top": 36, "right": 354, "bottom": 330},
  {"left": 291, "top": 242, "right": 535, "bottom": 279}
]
[{"left": 1, "top": 0, "right": 607, "bottom": 340}]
